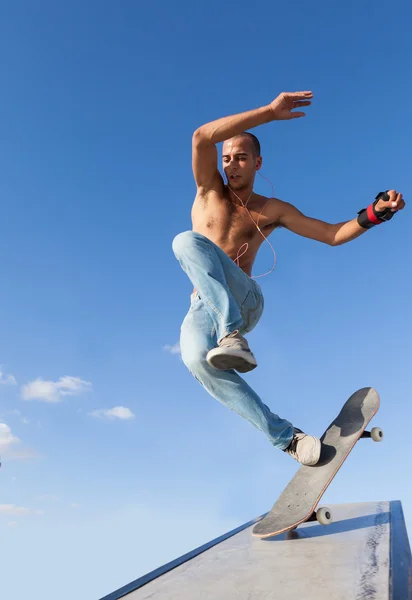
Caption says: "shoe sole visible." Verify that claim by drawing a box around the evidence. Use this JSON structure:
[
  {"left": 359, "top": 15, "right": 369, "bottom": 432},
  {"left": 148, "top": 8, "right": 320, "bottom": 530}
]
[{"left": 207, "top": 349, "right": 257, "bottom": 373}]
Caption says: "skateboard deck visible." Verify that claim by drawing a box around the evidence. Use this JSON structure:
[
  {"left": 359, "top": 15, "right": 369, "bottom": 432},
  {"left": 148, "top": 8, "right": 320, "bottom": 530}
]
[{"left": 252, "top": 387, "right": 382, "bottom": 538}]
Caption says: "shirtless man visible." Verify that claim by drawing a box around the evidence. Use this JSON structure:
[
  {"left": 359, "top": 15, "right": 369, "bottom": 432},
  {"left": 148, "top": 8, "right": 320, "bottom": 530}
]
[{"left": 172, "top": 91, "right": 405, "bottom": 466}]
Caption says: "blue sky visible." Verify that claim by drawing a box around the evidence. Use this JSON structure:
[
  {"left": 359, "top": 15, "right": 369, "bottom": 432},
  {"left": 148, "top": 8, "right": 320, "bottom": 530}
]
[{"left": 1, "top": 1, "right": 411, "bottom": 598}]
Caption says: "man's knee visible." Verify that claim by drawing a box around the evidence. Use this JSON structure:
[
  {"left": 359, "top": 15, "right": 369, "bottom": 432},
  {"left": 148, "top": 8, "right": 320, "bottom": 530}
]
[
  {"left": 172, "top": 231, "right": 206, "bottom": 258},
  {"left": 181, "top": 346, "right": 210, "bottom": 379}
]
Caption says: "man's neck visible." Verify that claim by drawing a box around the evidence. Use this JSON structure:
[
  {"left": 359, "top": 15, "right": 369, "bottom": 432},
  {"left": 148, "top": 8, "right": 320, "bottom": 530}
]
[{"left": 227, "top": 185, "right": 254, "bottom": 207}]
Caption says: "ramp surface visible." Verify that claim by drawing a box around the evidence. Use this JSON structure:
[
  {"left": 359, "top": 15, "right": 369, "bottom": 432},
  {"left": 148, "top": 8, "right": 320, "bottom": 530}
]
[{"left": 101, "top": 500, "right": 412, "bottom": 600}]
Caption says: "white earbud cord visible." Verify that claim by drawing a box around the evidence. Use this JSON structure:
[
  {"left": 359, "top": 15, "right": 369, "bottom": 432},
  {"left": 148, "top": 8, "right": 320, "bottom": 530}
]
[{"left": 229, "top": 171, "right": 277, "bottom": 279}]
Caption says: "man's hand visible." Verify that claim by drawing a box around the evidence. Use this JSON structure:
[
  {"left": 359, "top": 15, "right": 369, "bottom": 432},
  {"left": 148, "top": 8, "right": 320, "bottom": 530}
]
[
  {"left": 269, "top": 91, "right": 313, "bottom": 120},
  {"left": 374, "top": 190, "right": 405, "bottom": 214}
]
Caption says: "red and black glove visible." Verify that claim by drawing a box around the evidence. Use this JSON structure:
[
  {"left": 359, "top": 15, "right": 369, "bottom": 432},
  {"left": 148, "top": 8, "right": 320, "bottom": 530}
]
[{"left": 357, "top": 191, "right": 395, "bottom": 229}]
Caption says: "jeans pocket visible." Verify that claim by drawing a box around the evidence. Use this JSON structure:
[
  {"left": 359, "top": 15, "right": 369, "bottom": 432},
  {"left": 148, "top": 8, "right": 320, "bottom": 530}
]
[{"left": 240, "top": 289, "right": 264, "bottom": 333}]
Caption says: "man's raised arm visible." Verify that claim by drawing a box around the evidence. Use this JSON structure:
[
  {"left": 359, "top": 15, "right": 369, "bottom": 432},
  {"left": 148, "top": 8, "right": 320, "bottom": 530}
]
[{"left": 192, "top": 91, "right": 313, "bottom": 192}]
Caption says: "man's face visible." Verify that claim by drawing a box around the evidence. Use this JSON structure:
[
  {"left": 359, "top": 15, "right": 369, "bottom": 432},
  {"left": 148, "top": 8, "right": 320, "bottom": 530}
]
[{"left": 222, "top": 137, "right": 261, "bottom": 191}]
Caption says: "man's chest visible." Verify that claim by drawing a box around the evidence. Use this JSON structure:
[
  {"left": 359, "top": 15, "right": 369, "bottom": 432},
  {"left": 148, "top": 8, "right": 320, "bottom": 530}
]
[{"left": 192, "top": 195, "right": 271, "bottom": 237}]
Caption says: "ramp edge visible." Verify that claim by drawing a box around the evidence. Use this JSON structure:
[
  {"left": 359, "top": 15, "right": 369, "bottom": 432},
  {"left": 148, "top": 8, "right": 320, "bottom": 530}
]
[{"left": 99, "top": 500, "right": 412, "bottom": 600}]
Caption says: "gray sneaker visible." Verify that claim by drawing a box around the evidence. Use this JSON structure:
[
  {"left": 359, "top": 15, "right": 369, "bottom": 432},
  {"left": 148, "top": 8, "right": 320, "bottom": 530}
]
[
  {"left": 206, "top": 330, "right": 257, "bottom": 373},
  {"left": 283, "top": 428, "right": 321, "bottom": 466}
]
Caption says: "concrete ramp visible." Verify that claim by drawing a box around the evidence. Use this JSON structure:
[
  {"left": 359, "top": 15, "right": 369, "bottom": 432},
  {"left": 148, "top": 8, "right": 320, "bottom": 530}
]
[{"left": 101, "top": 500, "right": 411, "bottom": 600}]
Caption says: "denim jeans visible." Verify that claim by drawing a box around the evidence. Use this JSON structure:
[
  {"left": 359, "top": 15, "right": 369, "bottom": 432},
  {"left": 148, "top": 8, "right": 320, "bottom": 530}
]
[{"left": 172, "top": 230, "right": 294, "bottom": 449}]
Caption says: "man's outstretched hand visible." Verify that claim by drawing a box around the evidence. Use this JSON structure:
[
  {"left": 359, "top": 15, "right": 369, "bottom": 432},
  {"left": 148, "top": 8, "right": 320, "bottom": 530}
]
[
  {"left": 375, "top": 190, "right": 405, "bottom": 214},
  {"left": 269, "top": 91, "right": 313, "bottom": 120}
]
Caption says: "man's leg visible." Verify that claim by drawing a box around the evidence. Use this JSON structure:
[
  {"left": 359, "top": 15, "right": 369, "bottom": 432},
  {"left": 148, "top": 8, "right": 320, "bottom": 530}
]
[
  {"left": 179, "top": 294, "right": 295, "bottom": 450},
  {"left": 172, "top": 230, "right": 262, "bottom": 372}
]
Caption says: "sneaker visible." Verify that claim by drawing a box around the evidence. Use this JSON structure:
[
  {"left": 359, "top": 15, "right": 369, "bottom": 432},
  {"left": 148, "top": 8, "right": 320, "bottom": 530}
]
[
  {"left": 206, "top": 330, "right": 257, "bottom": 373},
  {"left": 283, "top": 428, "right": 321, "bottom": 466}
]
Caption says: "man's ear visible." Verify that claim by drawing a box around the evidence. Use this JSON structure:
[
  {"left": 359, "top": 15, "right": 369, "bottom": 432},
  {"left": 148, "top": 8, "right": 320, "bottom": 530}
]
[{"left": 255, "top": 156, "right": 262, "bottom": 171}]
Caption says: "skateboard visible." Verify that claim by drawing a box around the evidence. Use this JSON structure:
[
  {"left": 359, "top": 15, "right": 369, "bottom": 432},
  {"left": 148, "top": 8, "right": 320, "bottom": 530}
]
[{"left": 252, "top": 387, "right": 383, "bottom": 538}]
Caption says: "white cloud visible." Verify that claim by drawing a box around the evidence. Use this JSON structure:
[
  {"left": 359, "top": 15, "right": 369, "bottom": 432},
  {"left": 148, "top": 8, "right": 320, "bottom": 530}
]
[
  {"left": 89, "top": 406, "right": 135, "bottom": 421},
  {"left": 0, "top": 369, "right": 17, "bottom": 386},
  {"left": 0, "top": 423, "right": 20, "bottom": 454},
  {"left": 71, "top": 503, "right": 81, "bottom": 509},
  {"left": 21, "top": 376, "right": 92, "bottom": 403},
  {"left": 0, "top": 504, "right": 43, "bottom": 516},
  {"left": 0, "top": 422, "right": 38, "bottom": 461},
  {"left": 8, "top": 521, "right": 17, "bottom": 527},
  {"left": 163, "top": 342, "right": 181, "bottom": 356}
]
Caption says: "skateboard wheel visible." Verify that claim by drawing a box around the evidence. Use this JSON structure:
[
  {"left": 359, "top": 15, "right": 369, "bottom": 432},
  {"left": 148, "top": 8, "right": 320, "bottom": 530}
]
[
  {"left": 316, "top": 507, "right": 333, "bottom": 526},
  {"left": 370, "top": 427, "right": 383, "bottom": 442}
]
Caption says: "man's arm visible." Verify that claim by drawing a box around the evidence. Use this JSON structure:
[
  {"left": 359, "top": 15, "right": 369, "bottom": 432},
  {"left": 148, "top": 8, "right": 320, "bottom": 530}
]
[
  {"left": 275, "top": 201, "right": 365, "bottom": 246},
  {"left": 192, "top": 91, "right": 313, "bottom": 192},
  {"left": 268, "top": 191, "right": 404, "bottom": 246},
  {"left": 191, "top": 133, "right": 221, "bottom": 193}
]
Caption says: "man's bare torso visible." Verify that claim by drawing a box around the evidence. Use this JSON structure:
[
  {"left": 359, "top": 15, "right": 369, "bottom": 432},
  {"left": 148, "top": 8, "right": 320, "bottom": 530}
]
[{"left": 192, "top": 186, "right": 278, "bottom": 277}]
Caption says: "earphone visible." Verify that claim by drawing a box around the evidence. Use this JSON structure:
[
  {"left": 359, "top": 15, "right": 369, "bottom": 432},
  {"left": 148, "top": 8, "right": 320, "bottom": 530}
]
[{"left": 229, "top": 170, "right": 277, "bottom": 279}]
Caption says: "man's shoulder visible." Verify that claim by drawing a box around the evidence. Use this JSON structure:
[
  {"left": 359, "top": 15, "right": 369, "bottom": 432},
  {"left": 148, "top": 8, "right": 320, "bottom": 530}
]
[
  {"left": 250, "top": 195, "right": 288, "bottom": 227},
  {"left": 252, "top": 194, "right": 284, "bottom": 211}
]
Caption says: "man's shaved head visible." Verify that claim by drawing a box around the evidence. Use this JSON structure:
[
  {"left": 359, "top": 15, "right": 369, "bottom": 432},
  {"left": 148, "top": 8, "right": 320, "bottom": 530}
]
[{"left": 229, "top": 132, "right": 261, "bottom": 157}]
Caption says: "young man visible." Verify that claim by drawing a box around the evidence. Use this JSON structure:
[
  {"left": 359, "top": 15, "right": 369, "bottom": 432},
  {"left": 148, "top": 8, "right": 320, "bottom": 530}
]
[{"left": 172, "top": 91, "right": 405, "bottom": 466}]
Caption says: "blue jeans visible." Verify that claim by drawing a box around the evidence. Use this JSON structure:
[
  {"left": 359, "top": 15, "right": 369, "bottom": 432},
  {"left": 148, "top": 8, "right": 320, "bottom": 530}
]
[{"left": 172, "top": 231, "right": 294, "bottom": 449}]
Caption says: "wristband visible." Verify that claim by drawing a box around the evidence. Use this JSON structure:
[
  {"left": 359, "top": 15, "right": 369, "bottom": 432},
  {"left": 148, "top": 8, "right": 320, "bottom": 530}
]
[{"left": 357, "top": 191, "right": 395, "bottom": 229}]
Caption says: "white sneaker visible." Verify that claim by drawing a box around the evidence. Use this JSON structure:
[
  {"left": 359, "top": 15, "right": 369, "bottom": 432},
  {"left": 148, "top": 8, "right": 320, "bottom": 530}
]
[
  {"left": 206, "top": 330, "right": 257, "bottom": 373},
  {"left": 283, "top": 428, "right": 321, "bottom": 466}
]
